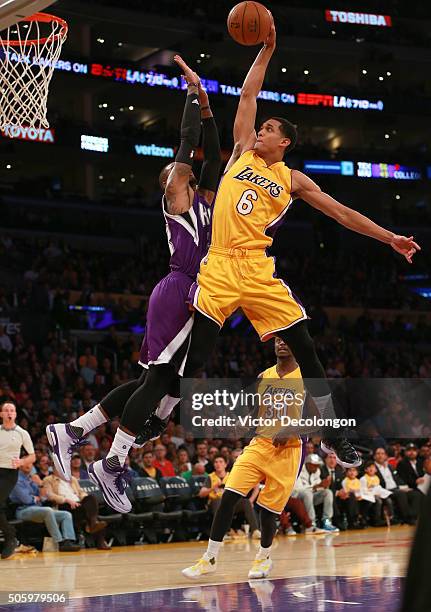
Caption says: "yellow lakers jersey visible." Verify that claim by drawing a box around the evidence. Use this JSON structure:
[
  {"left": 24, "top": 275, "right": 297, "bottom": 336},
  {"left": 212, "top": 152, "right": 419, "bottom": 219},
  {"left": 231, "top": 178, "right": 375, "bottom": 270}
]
[
  {"left": 255, "top": 363, "right": 304, "bottom": 445},
  {"left": 212, "top": 150, "right": 293, "bottom": 250}
]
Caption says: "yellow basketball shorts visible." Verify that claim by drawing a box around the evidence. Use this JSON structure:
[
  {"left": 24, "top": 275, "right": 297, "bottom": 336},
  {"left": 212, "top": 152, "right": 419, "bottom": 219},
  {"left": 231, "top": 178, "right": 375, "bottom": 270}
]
[
  {"left": 225, "top": 437, "right": 303, "bottom": 514},
  {"left": 191, "top": 246, "right": 307, "bottom": 341}
]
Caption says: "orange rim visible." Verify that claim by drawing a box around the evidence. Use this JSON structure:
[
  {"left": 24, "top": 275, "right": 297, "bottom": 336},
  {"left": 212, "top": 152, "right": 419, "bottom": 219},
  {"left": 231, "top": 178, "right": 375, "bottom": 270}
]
[{"left": 1, "top": 13, "right": 68, "bottom": 46}]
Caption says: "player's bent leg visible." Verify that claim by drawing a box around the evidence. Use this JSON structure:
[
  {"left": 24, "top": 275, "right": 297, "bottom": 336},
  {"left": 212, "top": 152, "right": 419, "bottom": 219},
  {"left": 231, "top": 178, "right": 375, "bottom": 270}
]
[
  {"left": 182, "top": 489, "right": 242, "bottom": 579},
  {"left": 120, "top": 363, "right": 177, "bottom": 434},
  {"left": 182, "top": 311, "right": 220, "bottom": 377},
  {"left": 99, "top": 369, "right": 147, "bottom": 419},
  {"left": 248, "top": 507, "right": 276, "bottom": 579},
  {"left": 277, "top": 321, "right": 361, "bottom": 468},
  {"left": 134, "top": 376, "right": 181, "bottom": 448}
]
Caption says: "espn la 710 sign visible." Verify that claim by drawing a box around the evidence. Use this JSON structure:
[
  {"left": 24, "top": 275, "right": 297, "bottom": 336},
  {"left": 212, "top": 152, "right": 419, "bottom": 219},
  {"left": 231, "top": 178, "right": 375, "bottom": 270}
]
[{"left": 325, "top": 10, "right": 392, "bottom": 27}]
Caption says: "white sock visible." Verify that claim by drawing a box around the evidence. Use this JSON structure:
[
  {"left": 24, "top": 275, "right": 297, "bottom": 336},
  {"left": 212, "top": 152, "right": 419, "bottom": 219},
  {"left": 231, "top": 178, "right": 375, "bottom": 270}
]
[
  {"left": 106, "top": 428, "right": 135, "bottom": 466},
  {"left": 313, "top": 393, "right": 337, "bottom": 420},
  {"left": 156, "top": 395, "right": 181, "bottom": 420},
  {"left": 203, "top": 539, "right": 222, "bottom": 560},
  {"left": 70, "top": 404, "right": 107, "bottom": 435},
  {"left": 256, "top": 545, "right": 271, "bottom": 560}
]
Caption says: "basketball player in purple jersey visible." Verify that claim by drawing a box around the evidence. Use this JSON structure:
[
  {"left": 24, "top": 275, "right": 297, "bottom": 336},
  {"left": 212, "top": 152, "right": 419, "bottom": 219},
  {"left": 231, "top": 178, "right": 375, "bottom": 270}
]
[{"left": 46, "top": 57, "right": 221, "bottom": 512}]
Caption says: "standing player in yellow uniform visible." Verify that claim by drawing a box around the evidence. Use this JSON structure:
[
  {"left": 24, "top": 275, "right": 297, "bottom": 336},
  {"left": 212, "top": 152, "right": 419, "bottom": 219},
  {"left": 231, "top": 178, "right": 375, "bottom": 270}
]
[
  {"left": 182, "top": 22, "right": 420, "bottom": 467},
  {"left": 182, "top": 337, "right": 305, "bottom": 580}
]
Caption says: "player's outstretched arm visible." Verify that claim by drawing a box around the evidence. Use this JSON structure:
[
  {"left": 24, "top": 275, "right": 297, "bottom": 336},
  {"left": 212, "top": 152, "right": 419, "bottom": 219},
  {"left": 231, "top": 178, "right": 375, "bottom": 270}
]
[
  {"left": 291, "top": 170, "right": 421, "bottom": 264},
  {"left": 165, "top": 55, "right": 202, "bottom": 215},
  {"left": 197, "top": 83, "right": 222, "bottom": 205},
  {"left": 233, "top": 21, "right": 276, "bottom": 153}
]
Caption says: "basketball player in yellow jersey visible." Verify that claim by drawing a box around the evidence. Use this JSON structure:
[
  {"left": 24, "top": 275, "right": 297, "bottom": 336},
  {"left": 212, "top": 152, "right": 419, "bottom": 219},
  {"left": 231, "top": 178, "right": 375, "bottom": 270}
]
[
  {"left": 183, "top": 337, "right": 305, "bottom": 580},
  {"left": 183, "top": 21, "right": 420, "bottom": 468}
]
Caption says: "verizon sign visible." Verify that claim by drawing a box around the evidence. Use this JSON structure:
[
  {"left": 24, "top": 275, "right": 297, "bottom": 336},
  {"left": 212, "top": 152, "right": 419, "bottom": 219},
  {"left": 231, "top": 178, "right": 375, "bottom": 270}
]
[
  {"left": 325, "top": 10, "right": 392, "bottom": 27},
  {"left": 1, "top": 125, "right": 55, "bottom": 143}
]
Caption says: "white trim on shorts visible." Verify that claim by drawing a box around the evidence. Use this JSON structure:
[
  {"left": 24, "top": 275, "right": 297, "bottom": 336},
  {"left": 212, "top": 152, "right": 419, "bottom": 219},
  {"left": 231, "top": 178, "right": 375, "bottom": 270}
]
[
  {"left": 148, "top": 315, "right": 194, "bottom": 366},
  {"left": 224, "top": 486, "right": 246, "bottom": 497},
  {"left": 260, "top": 271, "right": 308, "bottom": 342},
  {"left": 138, "top": 361, "right": 149, "bottom": 369}
]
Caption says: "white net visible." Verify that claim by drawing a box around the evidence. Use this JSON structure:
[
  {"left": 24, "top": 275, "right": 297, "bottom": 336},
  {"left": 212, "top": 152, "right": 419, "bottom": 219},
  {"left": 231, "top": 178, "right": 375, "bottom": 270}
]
[{"left": 0, "top": 13, "right": 67, "bottom": 130}]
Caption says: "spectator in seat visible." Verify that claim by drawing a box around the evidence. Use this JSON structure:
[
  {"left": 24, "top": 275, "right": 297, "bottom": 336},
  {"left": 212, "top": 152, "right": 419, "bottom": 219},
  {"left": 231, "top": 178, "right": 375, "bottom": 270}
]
[
  {"left": 181, "top": 462, "right": 207, "bottom": 482},
  {"left": 43, "top": 469, "right": 110, "bottom": 550},
  {"left": 174, "top": 448, "right": 191, "bottom": 474},
  {"left": 292, "top": 454, "right": 339, "bottom": 533},
  {"left": 387, "top": 443, "right": 403, "bottom": 468},
  {"left": 419, "top": 457, "right": 431, "bottom": 496},
  {"left": 208, "top": 445, "right": 219, "bottom": 465},
  {"left": 70, "top": 453, "right": 89, "bottom": 480},
  {"left": 9, "top": 464, "right": 80, "bottom": 552},
  {"left": 374, "top": 447, "right": 419, "bottom": 524},
  {"left": 171, "top": 424, "right": 185, "bottom": 447},
  {"left": 139, "top": 451, "right": 163, "bottom": 481},
  {"left": 360, "top": 461, "right": 391, "bottom": 526},
  {"left": 153, "top": 444, "right": 175, "bottom": 477},
  {"left": 397, "top": 443, "right": 425, "bottom": 491},
  {"left": 80, "top": 443, "right": 98, "bottom": 478},
  {"left": 183, "top": 432, "right": 196, "bottom": 459},
  {"left": 280, "top": 496, "right": 323, "bottom": 535},
  {"left": 200, "top": 455, "right": 260, "bottom": 538},
  {"left": 194, "top": 441, "right": 214, "bottom": 473},
  {"left": 341, "top": 467, "right": 366, "bottom": 528},
  {"left": 35, "top": 454, "right": 52, "bottom": 480},
  {"left": 321, "top": 453, "right": 362, "bottom": 529}
]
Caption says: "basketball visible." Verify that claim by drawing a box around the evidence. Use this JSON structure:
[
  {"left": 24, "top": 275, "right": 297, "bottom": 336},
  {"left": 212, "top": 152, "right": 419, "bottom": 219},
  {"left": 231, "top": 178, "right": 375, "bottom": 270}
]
[{"left": 227, "top": 1, "right": 272, "bottom": 46}]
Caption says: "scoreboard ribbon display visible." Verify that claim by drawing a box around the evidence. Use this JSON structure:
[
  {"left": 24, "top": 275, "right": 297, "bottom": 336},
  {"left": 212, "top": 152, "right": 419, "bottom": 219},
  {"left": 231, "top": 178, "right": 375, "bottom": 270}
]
[
  {"left": 305, "top": 160, "right": 423, "bottom": 180},
  {"left": 357, "top": 162, "right": 422, "bottom": 180}
]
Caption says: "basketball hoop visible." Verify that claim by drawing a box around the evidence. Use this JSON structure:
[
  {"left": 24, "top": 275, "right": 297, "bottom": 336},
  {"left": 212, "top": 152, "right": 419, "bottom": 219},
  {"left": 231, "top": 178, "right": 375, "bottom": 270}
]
[{"left": 0, "top": 12, "right": 68, "bottom": 130}]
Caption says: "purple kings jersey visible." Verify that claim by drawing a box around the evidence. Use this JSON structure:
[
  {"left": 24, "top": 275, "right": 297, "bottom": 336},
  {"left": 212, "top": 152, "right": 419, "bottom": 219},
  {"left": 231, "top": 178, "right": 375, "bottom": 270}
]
[{"left": 162, "top": 191, "right": 212, "bottom": 277}]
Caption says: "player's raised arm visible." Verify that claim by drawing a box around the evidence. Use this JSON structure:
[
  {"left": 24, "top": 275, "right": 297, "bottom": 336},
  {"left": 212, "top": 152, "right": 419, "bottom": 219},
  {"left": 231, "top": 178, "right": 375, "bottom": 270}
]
[
  {"left": 291, "top": 170, "right": 421, "bottom": 264},
  {"left": 164, "top": 56, "right": 202, "bottom": 215},
  {"left": 196, "top": 82, "right": 222, "bottom": 205},
  {"left": 233, "top": 21, "right": 276, "bottom": 154}
]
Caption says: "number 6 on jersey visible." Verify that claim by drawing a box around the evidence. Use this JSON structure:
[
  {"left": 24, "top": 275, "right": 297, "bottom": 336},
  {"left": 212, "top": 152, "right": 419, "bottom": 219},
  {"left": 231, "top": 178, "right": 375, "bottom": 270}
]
[{"left": 236, "top": 189, "right": 258, "bottom": 215}]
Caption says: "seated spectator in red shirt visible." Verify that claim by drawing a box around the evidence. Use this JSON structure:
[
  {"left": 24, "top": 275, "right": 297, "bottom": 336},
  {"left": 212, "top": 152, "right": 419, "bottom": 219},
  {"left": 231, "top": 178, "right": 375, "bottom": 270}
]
[
  {"left": 387, "top": 442, "right": 403, "bottom": 468},
  {"left": 153, "top": 444, "right": 175, "bottom": 477}
]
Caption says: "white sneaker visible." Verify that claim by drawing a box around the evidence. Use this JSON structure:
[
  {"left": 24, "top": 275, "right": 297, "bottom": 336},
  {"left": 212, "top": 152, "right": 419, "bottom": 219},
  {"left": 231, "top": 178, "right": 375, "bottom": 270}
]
[
  {"left": 182, "top": 556, "right": 217, "bottom": 579},
  {"left": 88, "top": 459, "right": 132, "bottom": 513},
  {"left": 251, "top": 529, "right": 261, "bottom": 540},
  {"left": 286, "top": 527, "right": 298, "bottom": 536},
  {"left": 46, "top": 423, "right": 84, "bottom": 482},
  {"left": 248, "top": 557, "right": 273, "bottom": 579},
  {"left": 305, "top": 526, "right": 326, "bottom": 534}
]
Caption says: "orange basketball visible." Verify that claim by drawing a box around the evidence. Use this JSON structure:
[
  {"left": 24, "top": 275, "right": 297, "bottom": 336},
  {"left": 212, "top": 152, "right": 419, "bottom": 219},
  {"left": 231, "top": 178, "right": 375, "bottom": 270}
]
[{"left": 227, "top": 1, "right": 272, "bottom": 46}]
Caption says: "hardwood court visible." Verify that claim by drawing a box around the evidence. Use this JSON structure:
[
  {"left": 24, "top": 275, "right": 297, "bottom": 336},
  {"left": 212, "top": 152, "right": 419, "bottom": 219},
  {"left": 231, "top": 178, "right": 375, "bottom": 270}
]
[{"left": 2, "top": 526, "right": 412, "bottom": 611}]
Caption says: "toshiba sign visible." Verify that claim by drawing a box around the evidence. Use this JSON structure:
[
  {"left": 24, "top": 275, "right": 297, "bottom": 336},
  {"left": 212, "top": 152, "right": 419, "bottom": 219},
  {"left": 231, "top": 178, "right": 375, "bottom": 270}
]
[{"left": 325, "top": 10, "right": 392, "bottom": 27}]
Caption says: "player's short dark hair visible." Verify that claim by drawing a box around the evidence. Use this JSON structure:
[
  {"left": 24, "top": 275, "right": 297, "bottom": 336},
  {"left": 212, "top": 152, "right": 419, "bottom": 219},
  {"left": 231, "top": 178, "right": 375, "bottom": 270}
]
[
  {"left": 364, "top": 460, "right": 376, "bottom": 470},
  {"left": 269, "top": 117, "right": 297, "bottom": 153},
  {"left": 214, "top": 454, "right": 227, "bottom": 462}
]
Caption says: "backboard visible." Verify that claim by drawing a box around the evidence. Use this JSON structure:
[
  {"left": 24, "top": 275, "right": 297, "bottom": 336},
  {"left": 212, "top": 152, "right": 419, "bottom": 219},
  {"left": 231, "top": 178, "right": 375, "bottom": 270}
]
[{"left": 0, "top": 0, "right": 57, "bottom": 30}]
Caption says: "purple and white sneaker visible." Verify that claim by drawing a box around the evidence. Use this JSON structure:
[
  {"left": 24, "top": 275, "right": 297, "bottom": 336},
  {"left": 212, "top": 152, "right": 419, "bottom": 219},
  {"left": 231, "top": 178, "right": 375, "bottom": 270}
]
[
  {"left": 46, "top": 423, "right": 85, "bottom": 482},
  {"left": 88, "top": 459, "right": 132, "bottom": 514}
]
